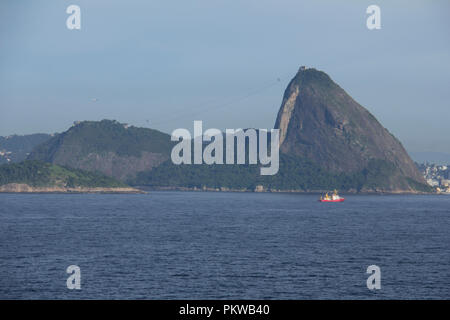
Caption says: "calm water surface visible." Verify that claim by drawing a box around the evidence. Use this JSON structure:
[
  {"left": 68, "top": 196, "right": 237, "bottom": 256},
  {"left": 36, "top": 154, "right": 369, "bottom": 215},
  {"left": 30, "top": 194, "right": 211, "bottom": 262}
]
[{"left": 0, "top": 192, "right": 449, "bottom": 299}]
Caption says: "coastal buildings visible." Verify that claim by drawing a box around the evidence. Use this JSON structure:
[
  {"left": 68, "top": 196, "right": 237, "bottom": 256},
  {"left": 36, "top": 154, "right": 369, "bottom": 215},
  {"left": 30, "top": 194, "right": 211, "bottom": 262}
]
[{"left": 418, "top": 163, "right": 450, "bottom": 192}]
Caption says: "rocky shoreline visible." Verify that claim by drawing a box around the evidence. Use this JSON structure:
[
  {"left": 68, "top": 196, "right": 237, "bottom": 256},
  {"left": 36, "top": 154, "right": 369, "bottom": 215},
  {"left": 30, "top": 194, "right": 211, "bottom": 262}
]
[{"left": 0, "top": 183, "right": 146, "bottom": 194}]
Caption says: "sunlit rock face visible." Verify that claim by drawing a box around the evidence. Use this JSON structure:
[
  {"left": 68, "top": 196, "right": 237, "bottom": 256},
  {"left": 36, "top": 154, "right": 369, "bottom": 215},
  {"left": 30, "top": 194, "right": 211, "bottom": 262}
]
[{"left": 274, "top": 67, "right": 425, "bottom": 189}]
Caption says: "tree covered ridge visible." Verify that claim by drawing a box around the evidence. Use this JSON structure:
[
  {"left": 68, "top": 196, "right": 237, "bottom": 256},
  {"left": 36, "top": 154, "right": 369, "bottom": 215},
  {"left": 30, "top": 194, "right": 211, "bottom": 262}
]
[
  {"left": 0, "top": 160, "right": 127, "bottom": 188},
  {"left": 28, "top": 119, "right": 174, "bottom": 161},
  {"left": 130, "top": 154, "right": 432, "bottom": 192}
]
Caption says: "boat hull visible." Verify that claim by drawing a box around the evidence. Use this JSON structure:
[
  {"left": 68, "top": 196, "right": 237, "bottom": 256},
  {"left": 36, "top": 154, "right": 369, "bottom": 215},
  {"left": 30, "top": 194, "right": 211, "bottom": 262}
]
[{"left": 319, "top": 199, "right": 345, "bottom": 202}]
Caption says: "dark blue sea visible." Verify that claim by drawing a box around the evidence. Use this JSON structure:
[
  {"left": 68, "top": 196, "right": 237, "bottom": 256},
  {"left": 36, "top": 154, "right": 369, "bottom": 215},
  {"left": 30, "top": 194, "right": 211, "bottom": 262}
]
[{"left": 0, "top": 192, "right": 449, "bottom": 299}]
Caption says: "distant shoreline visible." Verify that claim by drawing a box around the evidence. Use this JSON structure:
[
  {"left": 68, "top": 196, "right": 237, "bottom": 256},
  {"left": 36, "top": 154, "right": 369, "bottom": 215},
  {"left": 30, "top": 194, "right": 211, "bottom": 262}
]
[
  {"left": 136, "top": 186, "right": 436, "bottom": 195},
  {"left": 0, "top": 183, "right": 146, "bottom": 194},
  {"left": 0, "top": 183, "right": 438, "bottom": 195}
]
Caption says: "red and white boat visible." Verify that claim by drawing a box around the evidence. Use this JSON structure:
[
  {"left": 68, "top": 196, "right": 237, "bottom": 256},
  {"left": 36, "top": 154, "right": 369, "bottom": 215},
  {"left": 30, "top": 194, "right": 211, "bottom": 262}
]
[{"left": 319, "top": 190, "right": 345, "bottom": 202}]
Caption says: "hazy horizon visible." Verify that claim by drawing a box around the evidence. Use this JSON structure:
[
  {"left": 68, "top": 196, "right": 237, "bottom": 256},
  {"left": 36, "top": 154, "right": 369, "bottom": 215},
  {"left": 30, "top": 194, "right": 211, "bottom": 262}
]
[{"left": 1, "top": 0, "right": 449, "bottom": 153}]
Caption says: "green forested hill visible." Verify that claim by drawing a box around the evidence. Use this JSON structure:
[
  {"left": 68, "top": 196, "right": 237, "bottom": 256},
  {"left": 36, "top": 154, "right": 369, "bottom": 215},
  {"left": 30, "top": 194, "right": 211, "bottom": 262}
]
[
  {"left": 27, "top": 120, "right": 174, "bottom": 181},
  {"left": 130, "top": 154, "right": 432, "bottom": 192},
  {"left": 28, "top": 120, "right": 172, "bottom": 159},
  {"left": 0, "top": 160, "right": 127, "bottom": 188}
]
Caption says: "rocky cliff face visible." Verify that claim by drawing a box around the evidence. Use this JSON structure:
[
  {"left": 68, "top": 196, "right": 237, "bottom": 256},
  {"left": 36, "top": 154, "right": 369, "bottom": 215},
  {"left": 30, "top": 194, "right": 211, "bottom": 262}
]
[{"left": 274, "top": 67, "right": 426, "bottom": 191}]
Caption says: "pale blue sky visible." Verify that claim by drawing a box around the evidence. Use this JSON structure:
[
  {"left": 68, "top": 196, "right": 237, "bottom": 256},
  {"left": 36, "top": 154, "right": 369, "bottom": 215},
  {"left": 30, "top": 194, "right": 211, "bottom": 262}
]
[{"left": 1, "top": 0, "right": 449, "bottom": 152}]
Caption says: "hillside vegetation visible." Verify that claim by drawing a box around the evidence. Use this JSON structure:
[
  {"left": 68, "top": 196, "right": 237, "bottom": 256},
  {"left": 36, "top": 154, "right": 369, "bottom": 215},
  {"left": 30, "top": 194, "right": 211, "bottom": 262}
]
[
  {"left": 131, "top": 154, "right": 432, "bottom": 193},
  {"left": 27, "top": 120, "right": 173, "bottom": 181},
  {"left": 0, "top": 160, "right": 127, "bottom": 188}
]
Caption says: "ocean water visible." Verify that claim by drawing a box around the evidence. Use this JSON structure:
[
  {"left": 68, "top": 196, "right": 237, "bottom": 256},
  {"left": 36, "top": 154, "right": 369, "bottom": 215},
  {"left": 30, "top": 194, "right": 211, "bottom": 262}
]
[{"left": 0, "top": 191, "right": 449, "bottom": 299}]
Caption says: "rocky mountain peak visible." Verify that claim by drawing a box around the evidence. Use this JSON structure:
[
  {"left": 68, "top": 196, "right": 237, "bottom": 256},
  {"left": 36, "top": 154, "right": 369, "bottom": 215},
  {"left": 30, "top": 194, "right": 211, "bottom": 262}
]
[{"left": 274, "top": 67, "right": 426, "bottom": 190}]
